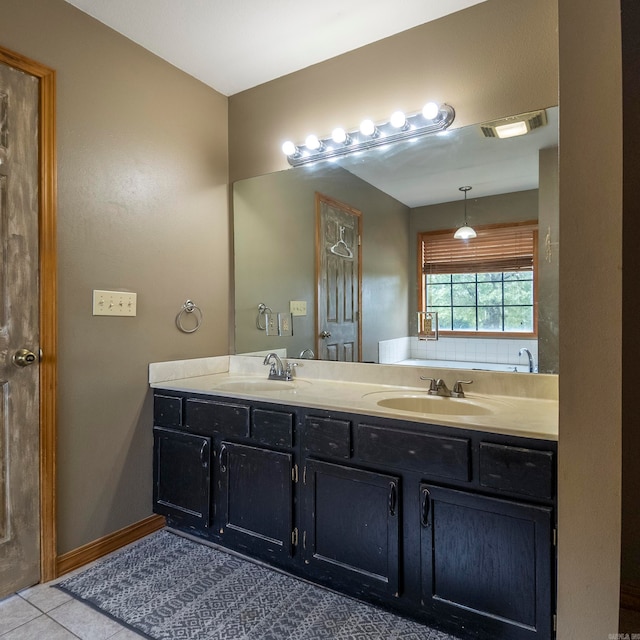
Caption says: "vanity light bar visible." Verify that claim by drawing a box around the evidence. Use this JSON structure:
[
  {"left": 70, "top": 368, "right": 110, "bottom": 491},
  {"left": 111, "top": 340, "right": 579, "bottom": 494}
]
[{"left": 282, "top": 102, "right": 455, "bottom": 167}]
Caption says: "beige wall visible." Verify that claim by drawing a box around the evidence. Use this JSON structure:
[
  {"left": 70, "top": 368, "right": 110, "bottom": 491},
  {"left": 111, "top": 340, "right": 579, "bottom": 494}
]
[
  {"left": 0, "top": 0, "right": 229, "bottom": 553},
  {"left": 557, "top": 0, "right": 622, "bottom": 637},
  {"left": 229, "top": 0, "right": 623, "bottom": 635}
]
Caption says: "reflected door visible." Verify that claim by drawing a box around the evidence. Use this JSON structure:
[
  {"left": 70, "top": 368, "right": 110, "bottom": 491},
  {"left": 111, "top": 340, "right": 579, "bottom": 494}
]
[
  {"left": 0, "top": 61, "right": 40, "bottom": 597},
  {"left": 315, "top": 193, "right": 362, "bottom": 361}
]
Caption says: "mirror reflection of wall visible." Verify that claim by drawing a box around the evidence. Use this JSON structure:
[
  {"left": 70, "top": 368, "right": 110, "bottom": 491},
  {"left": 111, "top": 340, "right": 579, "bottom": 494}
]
[{"left": 233, "top": 107, "right": 558, "bottom": 373}]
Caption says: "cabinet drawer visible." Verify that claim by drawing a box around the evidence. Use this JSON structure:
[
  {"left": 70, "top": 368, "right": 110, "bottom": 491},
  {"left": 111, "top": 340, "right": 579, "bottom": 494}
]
[
  {"left": 154, "top": 394, "right": 183, "bottom": 428},
  {"left": 357, "top": 424, "right": 471, "bottom": 481},
  {"left": 304, "top": 416, "right": 351, "bottom": 459},
  {"left": 479, "top": 442, "right": 555, "bottom": 500},
  {"left": 252, "top": 408, "right": 294, "bottom": 448},
  {"left": 185, "top": 398, "right": 250, "bottom": 437}
]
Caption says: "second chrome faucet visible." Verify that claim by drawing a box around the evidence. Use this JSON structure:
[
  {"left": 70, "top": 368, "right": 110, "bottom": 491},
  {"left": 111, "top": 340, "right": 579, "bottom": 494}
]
[
  {"left": 263, "top": 352, "right": 297, "bottom": 381},
  {"left": 420, "top": 376, "right": 473, "bottom": 398}
]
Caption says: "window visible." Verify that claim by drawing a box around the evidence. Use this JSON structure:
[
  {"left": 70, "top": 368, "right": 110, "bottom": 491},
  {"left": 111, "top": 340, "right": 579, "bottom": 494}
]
[{"left": 418, "top": 222, "right": 538, "bottom": 336}]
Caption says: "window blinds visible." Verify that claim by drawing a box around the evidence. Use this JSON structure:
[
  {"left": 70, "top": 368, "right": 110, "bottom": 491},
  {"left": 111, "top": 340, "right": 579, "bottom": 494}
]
[{"left": 421, "top": 223, "right": 538, "bottom": 275}]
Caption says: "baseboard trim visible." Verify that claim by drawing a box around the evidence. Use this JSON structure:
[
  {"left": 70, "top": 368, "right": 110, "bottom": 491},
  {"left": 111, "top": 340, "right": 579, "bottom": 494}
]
[
  {"left": 621, "top": 583, "right": 640, "bottom": 612},
  {"left": 56, "top": 514, "right": 165, "bottom": 577}
]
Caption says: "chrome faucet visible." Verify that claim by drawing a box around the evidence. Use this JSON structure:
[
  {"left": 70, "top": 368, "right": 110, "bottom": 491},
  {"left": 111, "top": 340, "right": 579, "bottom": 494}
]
[
  {"left": 420, "top": 377, "right": 473, "bottom": 397},
  {"left": 298, "top": 348, "right": 315, "bottom": 359},
  {"left": 263, "top": 352, "right": 284, "bottom": 379},
  {"left": 263, "top": 352, "right": 297, "bottom": 380},
  {"left": 420, "top": 377, "right": 451, "bottom": 396},
  {"left": 519, "top": 347, "right": 537, "bottom": 373}
]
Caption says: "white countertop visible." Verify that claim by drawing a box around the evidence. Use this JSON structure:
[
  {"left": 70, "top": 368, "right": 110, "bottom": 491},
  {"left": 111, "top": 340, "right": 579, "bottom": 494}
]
[{"left": 149, "top": 356, "right": 558, "bottom": 441}]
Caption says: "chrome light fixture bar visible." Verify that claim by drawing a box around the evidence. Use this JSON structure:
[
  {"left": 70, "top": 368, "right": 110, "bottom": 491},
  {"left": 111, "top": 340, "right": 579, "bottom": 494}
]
[{"left": 282, "top": 102, "right": 455, "bottom": 167}]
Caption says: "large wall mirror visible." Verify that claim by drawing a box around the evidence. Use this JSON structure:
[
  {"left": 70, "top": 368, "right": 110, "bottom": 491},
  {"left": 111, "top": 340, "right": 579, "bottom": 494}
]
[{"left": 233, "top": 106, "right": 558, "bottom": 374}]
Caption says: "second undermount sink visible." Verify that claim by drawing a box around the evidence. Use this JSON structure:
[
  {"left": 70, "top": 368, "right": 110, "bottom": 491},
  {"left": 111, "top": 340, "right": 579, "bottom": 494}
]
[
  {"left": 369, "top": 393, "right": 506, "bottom": 416},
  {"left": 215, "top": 377, "right": 310, "bottom": 393}
]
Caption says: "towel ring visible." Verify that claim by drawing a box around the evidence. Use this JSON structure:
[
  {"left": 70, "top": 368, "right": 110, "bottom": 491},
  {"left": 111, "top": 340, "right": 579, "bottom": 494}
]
[
  {"left": 256, "top": 303, "right": 273, "bottom": 331},
  {"left": 176, "top": 299, "right": 203, "bottom": 333}
]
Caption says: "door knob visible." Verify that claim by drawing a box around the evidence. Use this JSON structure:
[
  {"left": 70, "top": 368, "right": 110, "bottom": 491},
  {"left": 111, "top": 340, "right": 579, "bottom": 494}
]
[
  {"left": 12, "top": 348, "right": 38, "bottom": 367},
  {"left": 319, "top": 330, "right": 332, "bottom": 339}
]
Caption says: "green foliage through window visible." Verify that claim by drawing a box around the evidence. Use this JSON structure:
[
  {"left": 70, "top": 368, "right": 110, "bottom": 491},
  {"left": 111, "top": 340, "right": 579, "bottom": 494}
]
[{"left": 426, "top": 271, "right": 534, "bottom": 333}]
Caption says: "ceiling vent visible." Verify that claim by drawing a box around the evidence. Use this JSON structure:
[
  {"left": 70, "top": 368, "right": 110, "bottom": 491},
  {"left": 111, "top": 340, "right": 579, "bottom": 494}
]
[{"left": 479, "top": 110, "right": 548, "bottom": 139}]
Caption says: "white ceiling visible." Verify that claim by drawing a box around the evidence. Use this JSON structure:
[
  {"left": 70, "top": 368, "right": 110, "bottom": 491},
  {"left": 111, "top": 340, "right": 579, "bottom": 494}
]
[{"left": 63, "top": 0, "right": 486, "bottom": 96}]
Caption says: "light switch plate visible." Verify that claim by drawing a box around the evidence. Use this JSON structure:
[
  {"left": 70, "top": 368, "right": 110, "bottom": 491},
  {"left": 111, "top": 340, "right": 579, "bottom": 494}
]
[
  {"left": 290, "top": 300, "right": 307, "bottom": 316},
  {"left": 93, "top": 290, "right": 137, "bottom": 316},
  {"left": 265, "top": 312, "right": 278, "bottom": 336}
]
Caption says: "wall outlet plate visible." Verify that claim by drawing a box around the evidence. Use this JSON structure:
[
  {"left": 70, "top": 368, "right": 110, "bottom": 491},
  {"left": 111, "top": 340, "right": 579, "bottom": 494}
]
[
  {"left": 278, "top": 312, "right": 293, "bottom": 336},
  {"left": 93, "top": 290, "right": 137, "bottom": 316},
  {"left": 290, "top": 300, "right": 307, "bottom": 316}
]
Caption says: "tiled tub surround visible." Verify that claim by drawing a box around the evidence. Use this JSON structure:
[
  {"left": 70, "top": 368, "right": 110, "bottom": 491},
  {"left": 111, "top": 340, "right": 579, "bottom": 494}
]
[
  {"left": 378, "top": 336, "right": 538, "bottom": 371},
  {"left": 149, "top": 355, "right": 557, "bottom": 440}
]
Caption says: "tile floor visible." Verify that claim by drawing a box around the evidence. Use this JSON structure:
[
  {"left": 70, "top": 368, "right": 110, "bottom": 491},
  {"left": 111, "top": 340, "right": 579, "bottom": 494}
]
[{"left": 0, "top": 580, "right": 145, "bottom": 639}]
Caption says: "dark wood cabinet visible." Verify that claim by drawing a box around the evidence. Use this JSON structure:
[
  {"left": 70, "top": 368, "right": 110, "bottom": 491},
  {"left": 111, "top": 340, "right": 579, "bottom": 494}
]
[
  {"left": 217, "top": 441, "right": 294, "bottom": 561},
  {"left": 152, "top": 426, "right": 211, "bottom": 528},
  {"left": 420, "top": 484, "right": 553, "bottom": 639},
  {"left": 303, "top": 459, "right": 400, "bottom": 597},
  {"left": 152, "top": 390, "right": 556, "bottom": 640}
]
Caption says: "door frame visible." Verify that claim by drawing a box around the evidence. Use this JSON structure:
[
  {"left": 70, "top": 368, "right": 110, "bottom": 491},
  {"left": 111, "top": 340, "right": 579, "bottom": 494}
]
[{"left": 0, "top": 46, "right": 58, "bottom": 582}]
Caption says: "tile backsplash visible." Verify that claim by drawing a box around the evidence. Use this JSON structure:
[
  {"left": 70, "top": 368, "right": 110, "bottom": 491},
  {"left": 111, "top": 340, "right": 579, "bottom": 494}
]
[{"left": 379, "top": 336, "right": 538, "bottom": 367}]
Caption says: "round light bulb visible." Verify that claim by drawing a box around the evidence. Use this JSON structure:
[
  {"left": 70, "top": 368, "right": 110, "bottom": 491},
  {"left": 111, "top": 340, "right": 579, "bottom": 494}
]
[
  {"left": 305, "top": 134, "right": 322, "bottom": 151},
  {"left": 281, "top": 140, "right": 297, "bottom": 156},
  {"left": 359, "top": 119, "right": 376, "bottom": 137},
  {"left": 422, "top": 102, "right": 440, "bottom": 120},
  {"left": 390, "top": 111, "right": 407, "bottom": 129},
  {"left": 332, "top": 127, "right": 347, "bottom": 144}
]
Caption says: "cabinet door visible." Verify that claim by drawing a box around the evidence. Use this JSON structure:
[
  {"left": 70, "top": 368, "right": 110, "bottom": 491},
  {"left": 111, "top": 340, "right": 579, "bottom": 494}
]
[
  {"left": 303, "top": 459, "right": 400, "bottom": 596},
  {"left": 153, "top": 426, "right": 211, "bottom": 529},
  {"left": 420, "top": 484, "right": 553, "bottom": 640},
  {"left": 218, "top": 442, "right": 294, "bottom": 560}
]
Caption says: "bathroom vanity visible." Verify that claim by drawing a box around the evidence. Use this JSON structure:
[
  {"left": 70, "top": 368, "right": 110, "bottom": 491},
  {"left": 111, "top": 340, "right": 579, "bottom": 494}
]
[{"left": 150, "top": 356, "right": 558, "bottom": 640}]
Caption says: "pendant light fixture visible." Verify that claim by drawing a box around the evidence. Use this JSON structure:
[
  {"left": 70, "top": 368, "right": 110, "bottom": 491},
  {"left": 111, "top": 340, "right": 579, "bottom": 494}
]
[{"left": 454, "top": 186, "right": 477, "bottom": 239}]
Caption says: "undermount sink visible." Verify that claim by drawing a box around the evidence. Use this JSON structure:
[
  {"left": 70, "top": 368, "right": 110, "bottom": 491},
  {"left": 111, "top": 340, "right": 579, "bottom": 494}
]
[
  {"left": 214, "top": 378, "right": 310, "bottom": 393},
  {"left": 370, "top": 393, "right": 505, "bottom": 416}
]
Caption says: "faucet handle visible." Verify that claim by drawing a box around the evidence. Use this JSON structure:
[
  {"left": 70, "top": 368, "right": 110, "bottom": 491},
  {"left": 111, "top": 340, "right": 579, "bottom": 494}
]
[
  {"left": 285, "top": 362, "right": 298, "bottom": 379},
  {"left": 452, "top": 380, "right": 473, "bottom": 398},
  {"left": 419, "top": 376, "right": 438, "bottom": 394}
]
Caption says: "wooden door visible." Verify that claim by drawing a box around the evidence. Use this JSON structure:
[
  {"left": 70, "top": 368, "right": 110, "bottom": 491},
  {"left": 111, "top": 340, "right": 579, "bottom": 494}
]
[
  {"left": 315, "top": 193, "right": 362, "bottom": 361},
  {"left": 0, "top": 61, "right": 41, "bottom": 597},
  {"left": 303, "top": 459, "right": 400, "bottom": 597},
  {"left": 420, "top": 484, "right": 554, "bottom": 639}
]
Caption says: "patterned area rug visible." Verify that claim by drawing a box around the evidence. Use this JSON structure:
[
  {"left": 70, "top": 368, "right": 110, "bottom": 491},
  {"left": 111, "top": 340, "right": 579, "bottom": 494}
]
[{"left": 56, "top": 529, "right": 460, "bottom": 640}]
